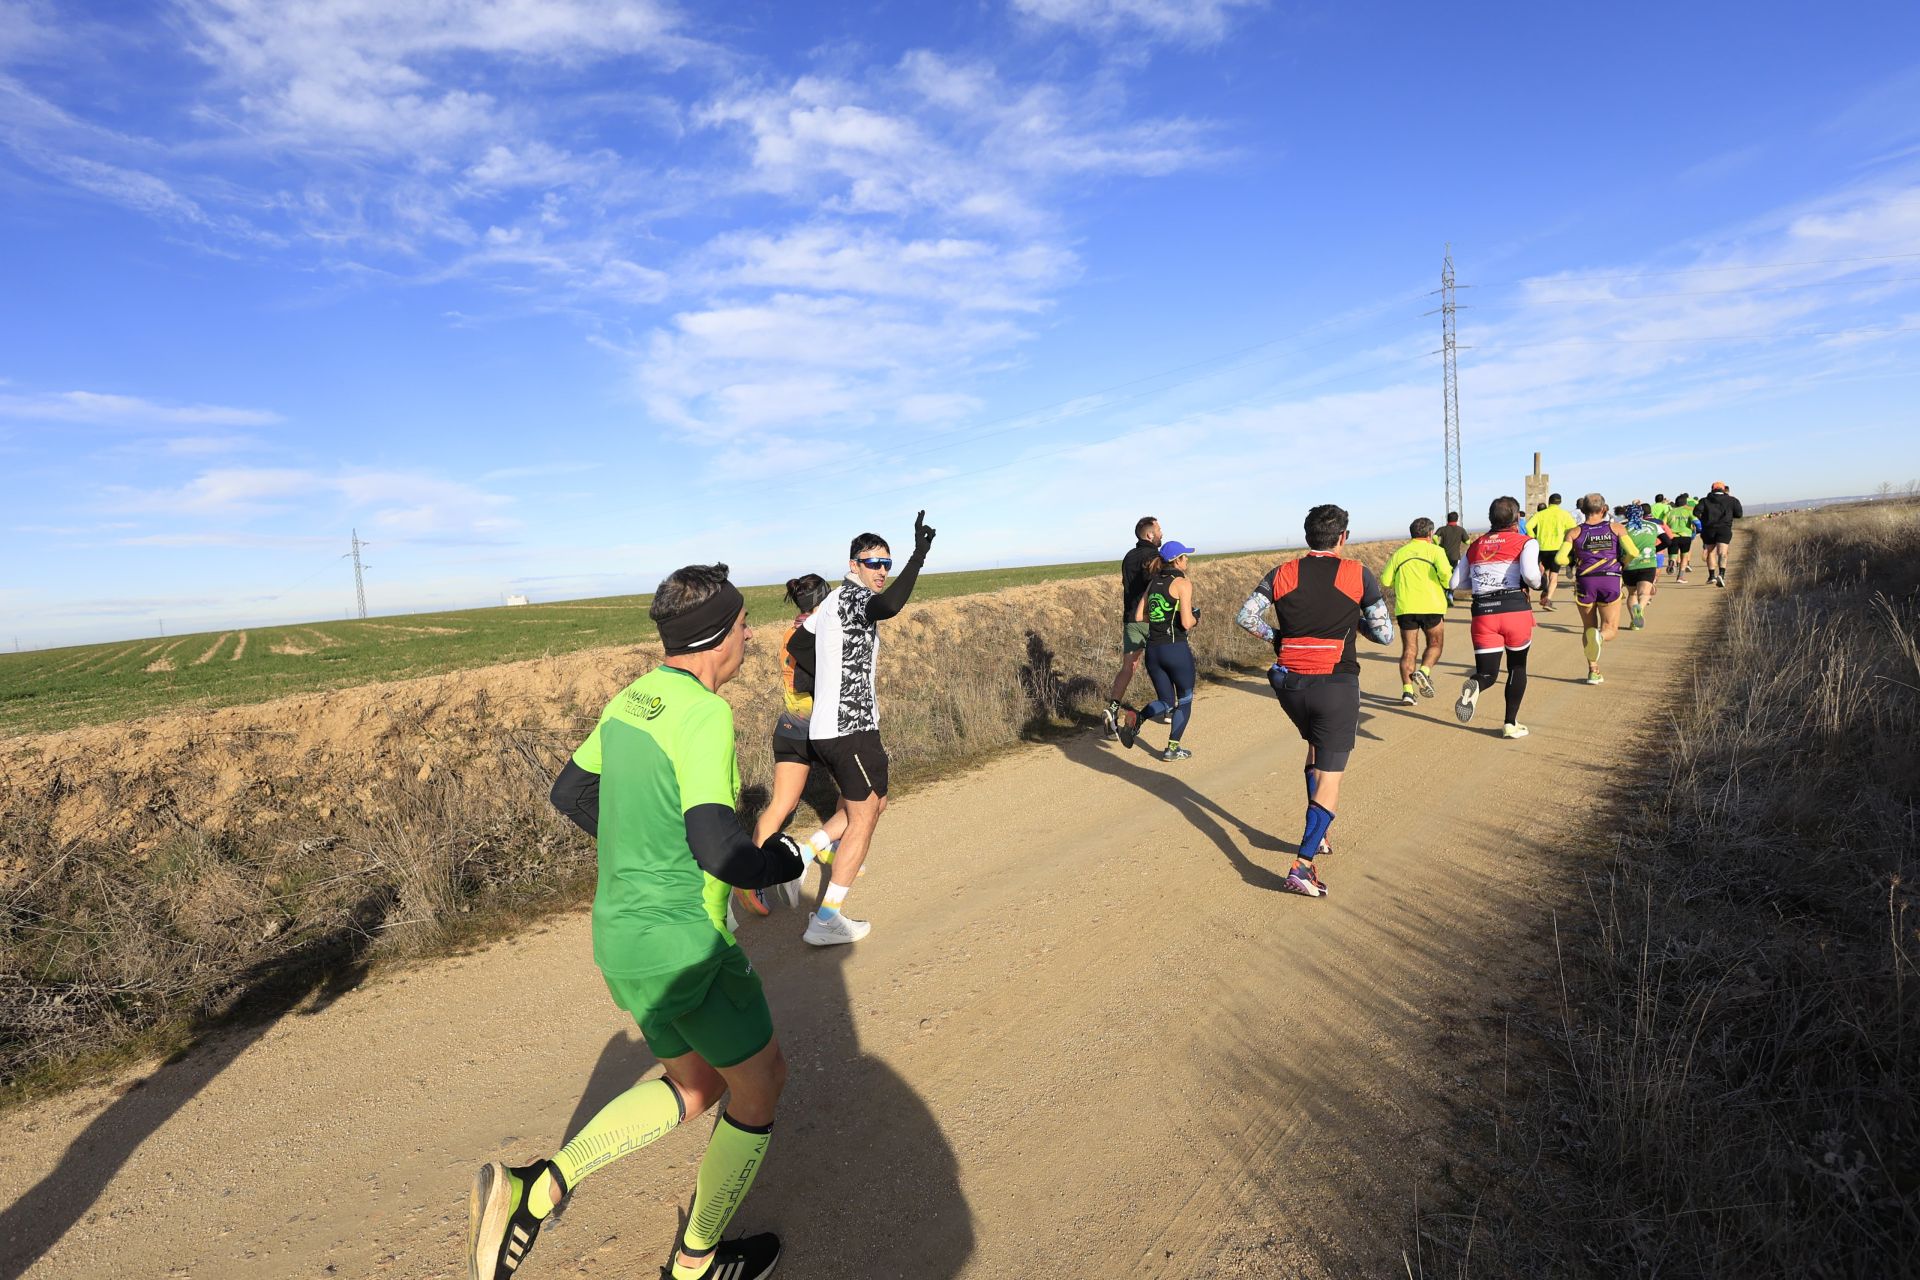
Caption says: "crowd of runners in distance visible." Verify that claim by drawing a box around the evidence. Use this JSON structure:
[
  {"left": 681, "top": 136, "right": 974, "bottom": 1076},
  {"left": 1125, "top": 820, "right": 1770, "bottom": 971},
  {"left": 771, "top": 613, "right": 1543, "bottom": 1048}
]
[{"left": 468, "top": 487, "right": 1742, "bottom": 1280}]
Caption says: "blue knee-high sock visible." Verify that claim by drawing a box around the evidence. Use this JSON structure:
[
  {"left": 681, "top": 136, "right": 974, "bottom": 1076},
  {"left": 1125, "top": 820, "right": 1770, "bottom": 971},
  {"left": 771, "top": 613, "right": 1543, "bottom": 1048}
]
[{"left": 1300, "top": 802, "right": 1334, "bottom": 861}]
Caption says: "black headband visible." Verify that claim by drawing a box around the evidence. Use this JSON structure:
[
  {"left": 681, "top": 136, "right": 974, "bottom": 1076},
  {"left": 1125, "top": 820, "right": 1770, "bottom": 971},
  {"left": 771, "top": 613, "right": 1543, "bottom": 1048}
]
[{"left": 659, "top": 583, "right": 745, "bottom": 655}]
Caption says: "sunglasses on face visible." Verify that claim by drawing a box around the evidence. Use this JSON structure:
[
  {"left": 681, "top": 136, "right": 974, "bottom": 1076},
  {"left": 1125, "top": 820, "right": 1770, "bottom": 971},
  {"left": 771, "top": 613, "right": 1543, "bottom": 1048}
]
[{"left": 856, "top": 557, "right": 893, "bottom": 570}]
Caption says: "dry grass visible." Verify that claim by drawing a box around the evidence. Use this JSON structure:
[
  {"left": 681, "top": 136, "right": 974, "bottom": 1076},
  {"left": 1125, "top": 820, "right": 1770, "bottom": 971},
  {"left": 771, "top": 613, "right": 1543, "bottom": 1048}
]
[
  {"left": 0, "top": 548, "right": 1324, "bottom": 1097},
  {"left": 1408, "top": 503, "right": 1920, "bottom": 1278}
]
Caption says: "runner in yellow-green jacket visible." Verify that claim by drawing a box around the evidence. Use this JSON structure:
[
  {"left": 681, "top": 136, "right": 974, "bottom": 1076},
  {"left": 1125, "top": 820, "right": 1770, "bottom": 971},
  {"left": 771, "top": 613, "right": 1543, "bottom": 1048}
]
[
  {"left": 1528, "top": 493, "right": 1579, "bottom": 611},
  {"left": 1380, "top": 518, "right": 1454, "bottom": 705}
]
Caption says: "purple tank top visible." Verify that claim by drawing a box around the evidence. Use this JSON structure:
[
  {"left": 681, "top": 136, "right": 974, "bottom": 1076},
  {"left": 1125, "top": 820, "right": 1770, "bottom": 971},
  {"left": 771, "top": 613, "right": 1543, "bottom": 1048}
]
[{"left": 1569, "top": 521, "right": 1622, "bottom": 578}]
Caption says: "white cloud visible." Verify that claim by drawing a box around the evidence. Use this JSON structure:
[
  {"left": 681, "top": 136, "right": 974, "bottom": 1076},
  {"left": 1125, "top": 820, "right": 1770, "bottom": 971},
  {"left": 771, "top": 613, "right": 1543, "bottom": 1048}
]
[
  {"left": 1010, "top": 0, "right": 1266, "bottom": 44},
  {"left": 105, "top": 464, "right": 519, "bottom": 540},
  {"left": 0, "top": 388, "right": 284, "bottom": 426}
]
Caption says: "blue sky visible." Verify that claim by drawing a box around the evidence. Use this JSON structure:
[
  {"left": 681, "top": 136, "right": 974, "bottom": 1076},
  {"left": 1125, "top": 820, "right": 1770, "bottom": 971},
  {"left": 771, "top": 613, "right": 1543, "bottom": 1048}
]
[{"left": 3, "top": 1, "right": 1918, "bottom": 647}]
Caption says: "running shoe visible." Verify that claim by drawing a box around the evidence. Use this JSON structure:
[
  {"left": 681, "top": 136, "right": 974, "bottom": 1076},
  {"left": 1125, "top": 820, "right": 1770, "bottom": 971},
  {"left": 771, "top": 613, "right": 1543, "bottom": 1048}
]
[
  {"left": 1317, "top": 836, "right": 1333, "bottom": 857},
  {"left": 1115, "top": 708, "right": 1139, "bottom": 750},
  {"left": 1540, "top": 599, "right": 1556, "bottom": 612},
  {"left": 1102, "top": 703, "right": 1119, "bottom": 738},
  {"left": 667, "top": 1232, "right": 783, "bottom": 1280},
  {"left": 1502, "top": 723, "right": 1530, "bottom": 739},
  {"left": 733, "top": 886, "right": 770, "bottom": 918},
  {"left": 802, "top": 912, "right": 871, "bottom": 947},
  {"left": 468, "top": 1161, "right": 553, "bottom": 1280},
  {"left": 775, "top": 871, "right": 806, "bottom": 911},
  {"left": 1454, "top": 677, "right": 1480, "bottom": 723},
  {"left": 1586, "top": 671, "right": 1604, "bottom": 684},
  {"left": 1630, "top": 605, "right": 1645, "bottom": 630},
  {"left": 1411, "top": 668, "right": 1437, "bottom": 699},
  {"left": 1284, "top": 859, "right": 1327, "bottom": 898},
  {"left": 1162, "top": 744, "right": 1192, "bottom": 762},
  {"left": 1399, "top": 689, "right": 1418, "bottom": 706}
]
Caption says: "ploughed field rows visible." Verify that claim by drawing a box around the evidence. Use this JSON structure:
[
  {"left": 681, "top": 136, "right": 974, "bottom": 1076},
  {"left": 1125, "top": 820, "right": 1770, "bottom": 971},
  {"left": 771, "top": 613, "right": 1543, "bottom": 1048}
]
[{"left": 0, "top": 554, "right": 1295, "bottom": 737}]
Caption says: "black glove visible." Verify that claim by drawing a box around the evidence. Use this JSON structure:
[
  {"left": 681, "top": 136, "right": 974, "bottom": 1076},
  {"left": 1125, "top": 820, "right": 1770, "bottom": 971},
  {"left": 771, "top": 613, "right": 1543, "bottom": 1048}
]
[
  {"left": 913, "top": 509, "right": 936, "bottom": 556},
  {"left": 763, "top": 832, "right": 806, "bottom": 880},
  {"left": 1190, "top": 607, "right": 1202, "bottom": 623}
]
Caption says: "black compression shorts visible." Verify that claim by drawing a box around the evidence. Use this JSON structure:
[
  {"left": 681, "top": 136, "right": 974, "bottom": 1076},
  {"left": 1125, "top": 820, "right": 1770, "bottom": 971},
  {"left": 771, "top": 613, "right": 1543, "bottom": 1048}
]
[
  {"left": 1267, "top": 667, "right": 1360, "bottom": 772},
  {"left": 1623, "top": 567, "right": 1658, "bottom": 588},
  {"left": 1396, "top": 613, "right": 1444, "bottom": 632},
  {"left": 812, "top": 730, "right": 889, "bottom": 801},
  {"left": 773, "top": 710, "right": 817, "bottom": 767}
]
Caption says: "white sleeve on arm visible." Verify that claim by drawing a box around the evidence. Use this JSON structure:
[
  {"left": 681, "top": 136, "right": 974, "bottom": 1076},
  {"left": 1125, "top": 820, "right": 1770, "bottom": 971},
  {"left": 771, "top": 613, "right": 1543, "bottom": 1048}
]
[
  {"left": 1520, "top": 539, "right": 1542, "bottom": 590},
  {"left": 1450, "top": 554, "right": 1469, "bottom": 592}
]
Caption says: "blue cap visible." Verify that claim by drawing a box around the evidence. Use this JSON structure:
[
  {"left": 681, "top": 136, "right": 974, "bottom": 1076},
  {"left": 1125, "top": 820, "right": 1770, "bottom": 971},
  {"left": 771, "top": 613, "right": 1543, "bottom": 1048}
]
[{"left": 1160, "top": 540, "right": 1197, "bottom": 559}]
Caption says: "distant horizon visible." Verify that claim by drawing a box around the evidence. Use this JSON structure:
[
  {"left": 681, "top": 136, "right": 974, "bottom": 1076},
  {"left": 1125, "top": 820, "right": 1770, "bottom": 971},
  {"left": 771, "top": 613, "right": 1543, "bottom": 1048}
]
[{"left": 7, "top": 488, "right": 1888, "bottom": 652}]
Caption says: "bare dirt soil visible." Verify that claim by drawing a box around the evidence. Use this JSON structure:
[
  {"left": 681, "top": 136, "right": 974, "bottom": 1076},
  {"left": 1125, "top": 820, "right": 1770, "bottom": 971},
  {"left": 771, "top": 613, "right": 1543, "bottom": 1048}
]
[{"left": 1, "top": 574, "right": 1720, "bottom": 1280}]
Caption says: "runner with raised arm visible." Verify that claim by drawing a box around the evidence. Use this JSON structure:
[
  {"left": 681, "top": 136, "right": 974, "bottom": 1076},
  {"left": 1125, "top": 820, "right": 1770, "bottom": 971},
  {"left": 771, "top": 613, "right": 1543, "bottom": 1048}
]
[
  {"left": 1380, "top": 518, "right": 1451, "bottom": 704},
  {"left": 468, "top": 565, "right": 804, "bottom": 1280},
  {"left": 1105, "top": 517, "right": 1162, "bottom": 736},
  {"left": 1566, "top": 493, "right": 1636, "bottom": 684},
  {"left": 801, "top": 511, "right": 936, "bottom": 946},
  {"left": 734, "top": 574, "right": 847, "bottom": 921},
  {"left": 1451, "top": 496, "right": 1541, "bottom": 739},
  {"left": 1237, "top": 504, "right": 1393, "bottom": 898}
]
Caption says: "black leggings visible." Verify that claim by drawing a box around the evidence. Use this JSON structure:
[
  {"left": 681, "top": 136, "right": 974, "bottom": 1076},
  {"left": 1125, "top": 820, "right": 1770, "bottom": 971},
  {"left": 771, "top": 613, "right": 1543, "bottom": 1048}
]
[{"left": 1473, "top": 645, "right": 1530, "bottom": 724}]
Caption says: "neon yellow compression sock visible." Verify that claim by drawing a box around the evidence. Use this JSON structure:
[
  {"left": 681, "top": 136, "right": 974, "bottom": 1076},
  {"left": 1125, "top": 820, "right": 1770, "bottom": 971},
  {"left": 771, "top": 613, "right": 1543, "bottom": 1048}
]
[
  {"left": 672, "top": 1113, "right": 773, "bottom": 1279},
  {"left": 535, "top": 1077, "right": 686, "bottom": 1217},
  {"left": 1583, "top": 627, "right": 1602, "bottom": 664}
]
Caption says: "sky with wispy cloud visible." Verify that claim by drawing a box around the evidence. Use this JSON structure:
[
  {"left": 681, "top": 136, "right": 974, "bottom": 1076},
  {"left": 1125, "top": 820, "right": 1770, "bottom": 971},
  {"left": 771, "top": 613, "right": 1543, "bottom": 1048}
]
[{"left": 3, "top": 1, "right": 1918, "bottom": 646}]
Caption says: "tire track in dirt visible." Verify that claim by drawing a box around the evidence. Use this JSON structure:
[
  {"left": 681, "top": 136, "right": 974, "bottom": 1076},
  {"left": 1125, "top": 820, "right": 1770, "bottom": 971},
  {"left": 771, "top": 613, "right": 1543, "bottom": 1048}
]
[
  {"left": 190, "top": 633, "right": 232, "bottom": 666},
  {"left": 229, "top": 631, "right": 248, "bottom": 661}
]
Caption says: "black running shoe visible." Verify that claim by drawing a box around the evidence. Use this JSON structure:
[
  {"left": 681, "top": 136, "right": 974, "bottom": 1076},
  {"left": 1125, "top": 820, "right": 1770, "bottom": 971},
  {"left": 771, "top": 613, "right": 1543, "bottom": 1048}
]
[
  {"left": 1116, "top": 708, "right": 1138, "bottom": 750},
  {"left": 668, "top": 1232, "right": 783, "bottom": 1280},
  {"left": 469, "top": 1161, "right": 558, "bottom": 1280}
]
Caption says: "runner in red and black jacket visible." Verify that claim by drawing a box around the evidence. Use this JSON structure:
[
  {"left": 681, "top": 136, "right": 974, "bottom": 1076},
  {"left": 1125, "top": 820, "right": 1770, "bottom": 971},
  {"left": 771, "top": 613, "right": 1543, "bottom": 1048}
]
[{"left": 1236, "top": 503, "right": 1393, "bottom": 900}]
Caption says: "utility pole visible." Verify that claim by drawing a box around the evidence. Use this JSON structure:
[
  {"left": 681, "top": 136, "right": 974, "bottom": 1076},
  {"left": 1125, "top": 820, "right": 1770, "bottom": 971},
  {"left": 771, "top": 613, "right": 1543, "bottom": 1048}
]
[
  {"left": 1427, "top": 244, "right": 1469, "bottom": 521},
  {"left": 349, "top": 529, "right": 370, "bottom": 619}
]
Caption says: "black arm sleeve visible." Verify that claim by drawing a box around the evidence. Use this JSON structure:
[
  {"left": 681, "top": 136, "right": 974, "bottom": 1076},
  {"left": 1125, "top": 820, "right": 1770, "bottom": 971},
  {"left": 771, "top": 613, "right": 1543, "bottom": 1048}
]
[
  {"left": 683, "top": 804, "right": 806, "bottom": 889},
  {"left": 786, "top": 628, "right": 816, "bottom": 696},
  {"left": 550, "top": 760, "right": 600, "bottom": 837},
  {"left": 866, "top": 547, "right": 926, "bottom": 622}
]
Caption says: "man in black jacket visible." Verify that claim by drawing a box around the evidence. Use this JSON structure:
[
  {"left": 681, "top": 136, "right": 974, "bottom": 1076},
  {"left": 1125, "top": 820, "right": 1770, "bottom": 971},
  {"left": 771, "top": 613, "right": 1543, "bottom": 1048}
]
[
  {"left": 1105, "top": 516, "right": 1162, "bottom": 735},
  {"left": 1695, "top": 482, "right": 1744, "bottom": 587}
]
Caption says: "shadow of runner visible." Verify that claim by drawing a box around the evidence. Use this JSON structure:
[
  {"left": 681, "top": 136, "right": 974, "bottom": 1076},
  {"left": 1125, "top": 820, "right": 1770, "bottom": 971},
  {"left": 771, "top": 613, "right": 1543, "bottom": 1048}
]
[
  {"left": 749, "top": 936, "right": 973, "bottom": 1277},
  {"left": 0, "top": 889, "right": 394, "bottom": 1278},
  {"left": 1051, "top": 731, "right": 1292, "bottom": 890},
  {"left": 538, "top": 913, "right": 973, "bottom": 1277}
]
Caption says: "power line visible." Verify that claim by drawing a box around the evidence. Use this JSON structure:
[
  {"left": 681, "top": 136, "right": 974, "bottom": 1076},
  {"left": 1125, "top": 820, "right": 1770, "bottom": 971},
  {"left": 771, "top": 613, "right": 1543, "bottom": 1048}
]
[
  {"left": 1487, "top": 322, "right": 1920, "bottom": 351},
  {"left": 1487, "top": 272, "right": 1920, "bottom": 307}
]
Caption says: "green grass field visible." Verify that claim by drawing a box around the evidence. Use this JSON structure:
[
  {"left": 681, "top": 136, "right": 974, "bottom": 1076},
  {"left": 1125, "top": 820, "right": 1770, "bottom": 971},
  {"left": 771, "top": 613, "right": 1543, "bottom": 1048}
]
[{"left": 0, "top": 551, "right": 1280, "bottom": 736}]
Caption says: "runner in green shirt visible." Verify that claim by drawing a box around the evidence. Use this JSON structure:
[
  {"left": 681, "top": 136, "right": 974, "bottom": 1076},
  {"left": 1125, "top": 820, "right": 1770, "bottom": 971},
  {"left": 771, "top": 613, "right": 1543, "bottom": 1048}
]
[
  {"left": 1528, "top": 493, "right": 1579, "bottom": 611},
  {"left": 1379, "top": 517, "right": 1453, "bottom": 704},
  {"left": 468, "top": 564, "right": 804, "bottom": 1280},
  {"left": 1665, "top": 493, "right": 1699, "bottom": 581},
  {"left": 1620, "top": 505, "right": 1664, "bottom": 630}
]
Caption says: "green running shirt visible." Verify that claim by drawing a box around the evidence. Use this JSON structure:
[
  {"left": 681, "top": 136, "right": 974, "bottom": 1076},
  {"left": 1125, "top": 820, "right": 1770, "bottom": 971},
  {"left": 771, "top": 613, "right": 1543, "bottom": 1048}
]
[
  {"left": 572, "top": 665, "right": 739, "bottom": 978},
  {"left": 1622, "top": 524, "right": 1661, "bottom": 571},
  {"left": 1380, "top": 538, "right": 1454, "bottom": 615},
  {"left": 1529, "top": 503, "right": 1579, "bottom": 553}
]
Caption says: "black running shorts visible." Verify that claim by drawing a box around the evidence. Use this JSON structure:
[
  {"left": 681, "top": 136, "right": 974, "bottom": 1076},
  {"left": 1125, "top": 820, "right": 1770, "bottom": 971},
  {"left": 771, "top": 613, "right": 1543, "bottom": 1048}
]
[
  {"left": 1667, "top": 535, "right": 1693, "bottom": 553},
  {"left": 1396, "top": 612, "right": 1444, "bottom": 632},
  {"left": 1267, "top": 667, "right": 1360, "bottom": 772},
  {"left": 812, "top": 729, "right": 889, "bottom": 801},
  {"left": 1702, "top": 529, "right": 1733, "bottom": 547},
  {"left": 1538, "top": 548, "right": 1562, "bottom": 571},
  {"left": 1623, "top": 567, "right": 1658, "bottom": 588}
]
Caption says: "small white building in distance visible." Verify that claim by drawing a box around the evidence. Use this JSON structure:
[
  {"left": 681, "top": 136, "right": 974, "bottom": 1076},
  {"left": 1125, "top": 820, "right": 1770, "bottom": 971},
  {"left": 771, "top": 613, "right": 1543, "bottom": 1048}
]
[{"left": 505, "top": 593, "right": 531, "bottom": 607}]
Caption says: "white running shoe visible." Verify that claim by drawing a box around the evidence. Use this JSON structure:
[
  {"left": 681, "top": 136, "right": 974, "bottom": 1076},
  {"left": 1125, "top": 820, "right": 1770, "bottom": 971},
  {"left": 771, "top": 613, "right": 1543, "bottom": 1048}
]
[
  {"left": 1502, "top": 723, "right": 1530, "bottom": 739},
  {"left": 776, "top": 872, "right": 806, "bottom": 911},
  {"left": 802, "top": 912, "right": 871, "bottom": 947},
  {"left": 1455, "top": 677, "right": 1480, "bottom": 723}
]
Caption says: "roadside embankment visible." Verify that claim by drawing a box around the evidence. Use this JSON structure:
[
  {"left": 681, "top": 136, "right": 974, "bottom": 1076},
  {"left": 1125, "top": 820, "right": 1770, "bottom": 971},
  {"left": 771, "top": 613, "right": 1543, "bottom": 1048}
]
[{"left": 1409, "top": 503, "right": 1920, "bottom": 1276}]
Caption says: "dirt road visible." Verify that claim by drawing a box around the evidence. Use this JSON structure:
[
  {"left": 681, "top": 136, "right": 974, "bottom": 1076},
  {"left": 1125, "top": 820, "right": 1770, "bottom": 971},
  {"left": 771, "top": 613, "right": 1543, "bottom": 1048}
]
[{"left": 3, "top": 577, "right": 1721, "bottom": 1279}]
